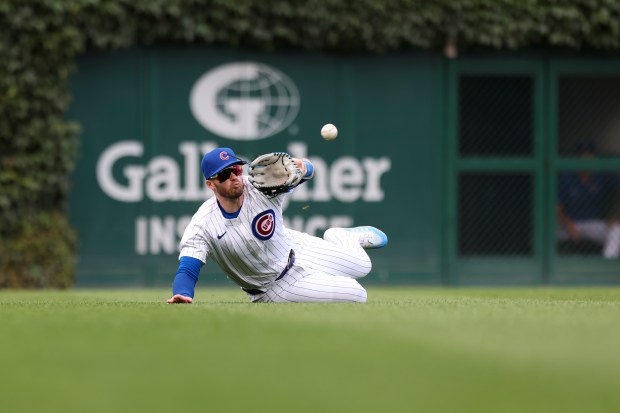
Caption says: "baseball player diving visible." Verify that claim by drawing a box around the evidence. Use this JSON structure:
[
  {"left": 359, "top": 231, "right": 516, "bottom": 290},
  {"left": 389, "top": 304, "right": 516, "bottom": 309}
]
[{"left": 167, "top": 147, "right": 388, "bottom": 304}]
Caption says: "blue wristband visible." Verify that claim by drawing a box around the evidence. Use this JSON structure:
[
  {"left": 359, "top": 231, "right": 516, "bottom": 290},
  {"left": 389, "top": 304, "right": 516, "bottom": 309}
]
[{"left": 301, "top": 159, "right": 314, "bottom": 182}]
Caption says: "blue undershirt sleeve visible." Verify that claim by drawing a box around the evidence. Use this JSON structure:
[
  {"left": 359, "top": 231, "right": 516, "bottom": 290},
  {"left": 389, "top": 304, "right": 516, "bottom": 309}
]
[{"left": 172, "top": 256, "right": 203, "bottom": 298}]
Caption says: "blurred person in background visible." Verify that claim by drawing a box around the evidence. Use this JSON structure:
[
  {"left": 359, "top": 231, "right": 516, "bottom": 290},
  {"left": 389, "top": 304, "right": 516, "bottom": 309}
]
[{"left": 557, "top": 141, "right": 620, "bottom": 258}]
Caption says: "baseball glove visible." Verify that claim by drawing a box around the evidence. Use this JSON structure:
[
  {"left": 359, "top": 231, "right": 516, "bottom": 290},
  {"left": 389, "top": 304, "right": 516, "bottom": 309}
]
[{"left": 248, "top": 152, "right": 303, "bottom": 196}]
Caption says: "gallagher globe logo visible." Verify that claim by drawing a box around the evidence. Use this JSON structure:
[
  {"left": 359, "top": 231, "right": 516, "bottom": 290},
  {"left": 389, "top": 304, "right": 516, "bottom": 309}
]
[{"left": 190, "top": 62, "right": 300, "bottom": 141}]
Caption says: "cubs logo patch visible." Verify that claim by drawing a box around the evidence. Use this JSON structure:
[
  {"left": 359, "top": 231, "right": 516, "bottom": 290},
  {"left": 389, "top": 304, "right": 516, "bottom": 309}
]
[
  {"left": 252, "top": 209, "right": 276, "bottom": 240},
  {"left": 219, "top": 151, "right": 230, "bottom": 160}
]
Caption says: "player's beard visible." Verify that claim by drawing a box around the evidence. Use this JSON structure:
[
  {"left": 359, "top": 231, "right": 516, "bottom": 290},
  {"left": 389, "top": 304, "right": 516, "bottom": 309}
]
[{"left": 217, "top": 180, "right": 244, "bottom": 200}]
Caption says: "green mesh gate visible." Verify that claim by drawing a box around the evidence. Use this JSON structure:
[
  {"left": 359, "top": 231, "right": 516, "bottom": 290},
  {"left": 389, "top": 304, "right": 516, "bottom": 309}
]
[
  {"left": 549, "top": 62, "right": 620, "bottom": 283},
  {"left": 448, "top": 60, "right": 620, "bottom": 284},
  {"left": 447, "top": 61, "right": 545, "bottom": 284}
]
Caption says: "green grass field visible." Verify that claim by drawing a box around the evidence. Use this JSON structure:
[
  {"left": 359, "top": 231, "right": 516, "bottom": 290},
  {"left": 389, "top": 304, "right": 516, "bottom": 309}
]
[{"left": 1, "top": 287, "right": 620, "bottom": 413}]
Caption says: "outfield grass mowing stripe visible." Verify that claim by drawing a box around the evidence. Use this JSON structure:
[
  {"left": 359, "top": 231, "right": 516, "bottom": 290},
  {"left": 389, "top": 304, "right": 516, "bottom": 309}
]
[{"left": 1, "top": 287, "right": 619, "bottom": 413}]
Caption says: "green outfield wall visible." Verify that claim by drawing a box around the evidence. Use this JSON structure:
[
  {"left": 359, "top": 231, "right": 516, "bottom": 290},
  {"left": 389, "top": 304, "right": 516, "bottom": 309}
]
[
  {"left": 68, "top": 48, "right": 620, "bottom": 286},
  {"left": 68, "top": 47, "right": 444, "bottom": 287}
]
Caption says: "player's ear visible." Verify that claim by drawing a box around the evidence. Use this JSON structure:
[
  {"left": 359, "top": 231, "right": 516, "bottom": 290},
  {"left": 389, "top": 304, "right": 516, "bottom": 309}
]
[{"left": 205, "top": 179, "right": 215, "bottom": 190}]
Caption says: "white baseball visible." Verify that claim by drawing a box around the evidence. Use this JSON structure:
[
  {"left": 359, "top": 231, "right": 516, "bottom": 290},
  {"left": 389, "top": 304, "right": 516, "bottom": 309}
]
[{"left": 321, "top": 123, "right": 338, "bottom": 141}]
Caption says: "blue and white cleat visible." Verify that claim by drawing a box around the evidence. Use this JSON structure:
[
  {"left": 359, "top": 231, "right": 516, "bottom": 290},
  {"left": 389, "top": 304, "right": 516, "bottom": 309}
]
[{"left": 343, "top": 226, "right": 388, "bottom": 249}]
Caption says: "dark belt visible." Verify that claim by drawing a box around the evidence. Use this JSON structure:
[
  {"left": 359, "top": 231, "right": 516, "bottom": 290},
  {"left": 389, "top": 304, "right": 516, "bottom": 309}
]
[
  {"left": 242, "top": 249, "right": 295, "bottom": 296},
  {"left": 275, "top": 249, "right": 295, "bottom": 281},
  {"left": 242, "top": 288, "right": 265, "bottom": 295}
]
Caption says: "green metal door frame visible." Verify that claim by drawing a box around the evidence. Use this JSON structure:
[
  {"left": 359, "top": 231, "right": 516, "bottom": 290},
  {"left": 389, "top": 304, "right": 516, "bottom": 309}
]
[
  {"left": 548, "top": 60, "right": 620, "bottom": 284},
  {"left": 445, "top": 59, "right": 547, "bottom": 285},
  {"left": 446, "top": 58, "right": 620, "bottom": 285}
]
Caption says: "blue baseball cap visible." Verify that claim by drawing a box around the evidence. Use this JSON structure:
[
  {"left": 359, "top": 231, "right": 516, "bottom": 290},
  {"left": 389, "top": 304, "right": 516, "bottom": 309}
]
[{"left": 201, "top": 148, "right": 247, "bottom": 180}]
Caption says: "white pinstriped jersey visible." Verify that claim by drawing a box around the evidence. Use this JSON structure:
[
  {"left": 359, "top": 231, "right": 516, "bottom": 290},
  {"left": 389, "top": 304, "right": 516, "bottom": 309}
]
[
  {"left": 179, "top": 176, "right": 299, "bottom": 290},
  {"left": 179, "top": 174, "right": 376, "bottom": 303}
]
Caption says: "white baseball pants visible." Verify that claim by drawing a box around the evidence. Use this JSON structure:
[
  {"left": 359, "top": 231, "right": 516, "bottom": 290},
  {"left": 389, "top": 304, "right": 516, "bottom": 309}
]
[
  {"left": 249, "top": 229, "right": 372, "bottom": 303},
  {"left": 557, "top": 220, "right": 620, "bottom": 258}
]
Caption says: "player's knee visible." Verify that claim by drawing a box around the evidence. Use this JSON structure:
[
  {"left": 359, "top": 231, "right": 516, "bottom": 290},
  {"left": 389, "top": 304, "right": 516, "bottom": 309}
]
[
  {"left": 357, "top": 256, "right": 372, "bottom": 278},
  {"left": 323, "top": 228, "right": 339, "bottom": 243}
]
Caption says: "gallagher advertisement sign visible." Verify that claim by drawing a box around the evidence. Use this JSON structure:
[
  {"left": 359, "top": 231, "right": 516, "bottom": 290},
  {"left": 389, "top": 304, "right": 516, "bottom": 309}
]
[{"left": 68, "top": 49, "right": 439, "bottom": 285}]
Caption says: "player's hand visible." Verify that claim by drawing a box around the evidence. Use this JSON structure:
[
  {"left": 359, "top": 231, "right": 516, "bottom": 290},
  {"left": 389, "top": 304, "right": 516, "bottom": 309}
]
[
  {"left": 566, "top": 221, "right": 581, "bottom": 240},
  {"left": 166, "top": 294, "right": 193, "bottom": 304},
  {"left": 292, "top": 158, "right": 307, "bottom": 175}
]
